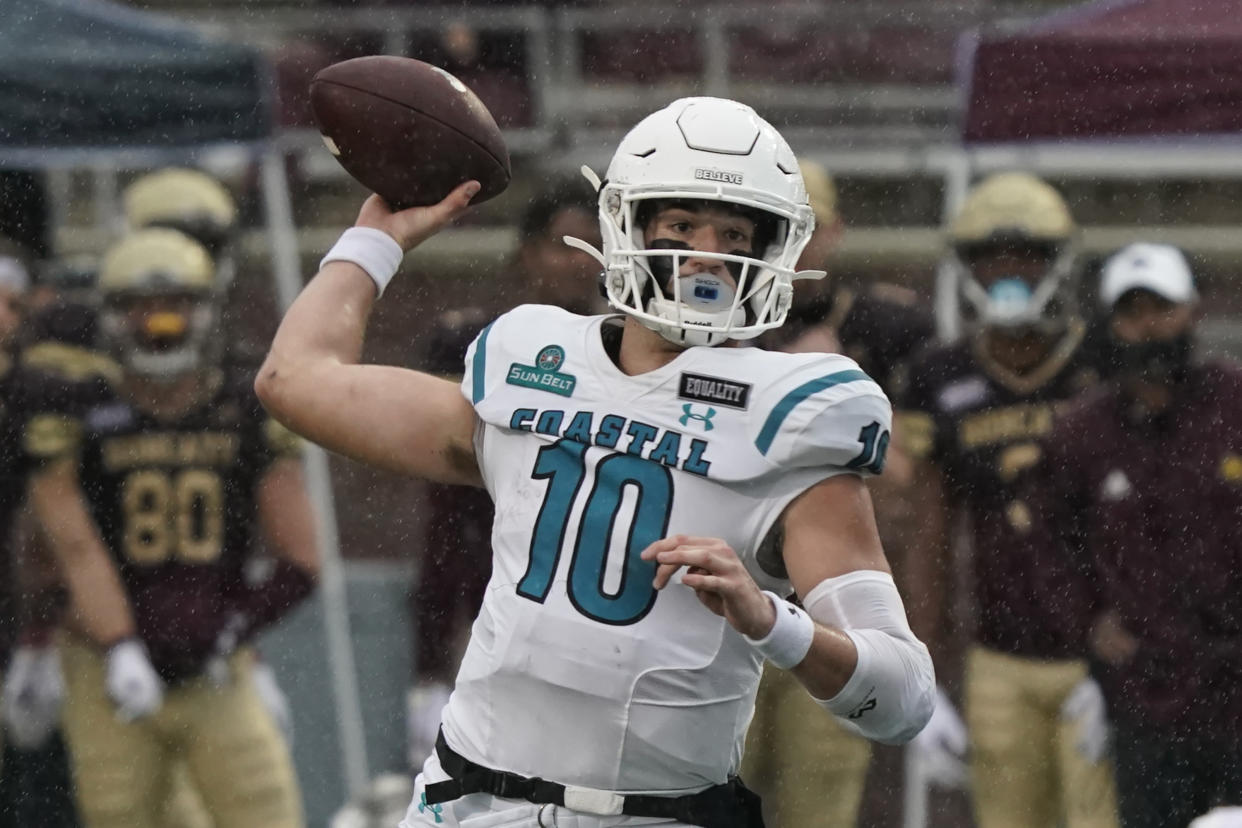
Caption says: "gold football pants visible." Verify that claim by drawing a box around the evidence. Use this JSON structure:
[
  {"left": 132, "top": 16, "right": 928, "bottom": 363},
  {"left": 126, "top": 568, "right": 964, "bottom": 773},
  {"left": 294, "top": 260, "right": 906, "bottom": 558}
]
[
  {"left": 742, "top": 663, "right": 872, "bottom": 828},
  {"left": 60, "top": 638, "right": 304, "bottom": 828},
  {"left": 966, "top": 646, "right": 1118, "bottom": 828}
]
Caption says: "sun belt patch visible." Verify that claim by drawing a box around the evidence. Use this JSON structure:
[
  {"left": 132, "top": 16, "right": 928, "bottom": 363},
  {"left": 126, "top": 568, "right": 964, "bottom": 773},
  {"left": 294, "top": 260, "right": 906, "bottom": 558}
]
[{"left": 506, "top": 344, "right": 576, "bottom": 398}]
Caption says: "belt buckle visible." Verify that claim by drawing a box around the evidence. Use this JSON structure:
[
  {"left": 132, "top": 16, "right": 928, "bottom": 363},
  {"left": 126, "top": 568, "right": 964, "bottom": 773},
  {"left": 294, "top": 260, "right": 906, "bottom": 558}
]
[{"left": 563, "top": 786, "right": 625, "bottom": 816}]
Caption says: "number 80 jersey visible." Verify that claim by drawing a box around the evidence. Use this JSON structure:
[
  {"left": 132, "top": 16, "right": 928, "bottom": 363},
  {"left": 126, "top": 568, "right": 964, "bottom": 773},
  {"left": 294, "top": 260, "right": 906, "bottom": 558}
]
[
  {"left": 24, "top": 369, "right": 301, "bottom": 683},
  {"left": 443, "top": 305, "right": 891, "bottom": 795}
]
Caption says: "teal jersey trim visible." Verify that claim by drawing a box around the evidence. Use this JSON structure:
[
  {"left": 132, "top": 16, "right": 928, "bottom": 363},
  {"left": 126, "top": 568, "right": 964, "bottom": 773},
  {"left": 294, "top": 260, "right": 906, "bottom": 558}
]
[
  {"left": 471, "top": 321, "right": 495, "bottom": 404},
  {"left": 755, "top": 369, "right": 871, "bottom": 456}
]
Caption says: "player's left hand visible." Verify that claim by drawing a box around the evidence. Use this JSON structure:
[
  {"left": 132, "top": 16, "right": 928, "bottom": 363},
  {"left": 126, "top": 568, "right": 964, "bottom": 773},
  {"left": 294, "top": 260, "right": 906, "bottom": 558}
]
[
  {"left": 105, "top": 638, "right": 164, "bottom": 722},
  {"left": 1060, "top": 677, "right": 1110, "bottom": 764},
  {"left": 911, "top": 686, "right": 969, "bottom": 788},
  {"left": 642, "top": 534, "right": 776, "bottom": 639},
  {"left": 2, "top": 644, "right": 66, "bottom": 749}
]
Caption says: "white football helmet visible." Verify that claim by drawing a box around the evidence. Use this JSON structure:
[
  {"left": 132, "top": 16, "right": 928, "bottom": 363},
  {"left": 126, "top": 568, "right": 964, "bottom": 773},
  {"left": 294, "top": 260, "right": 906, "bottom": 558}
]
[{"left": 565, "top": 97, "right": 821, "bottom": 347}]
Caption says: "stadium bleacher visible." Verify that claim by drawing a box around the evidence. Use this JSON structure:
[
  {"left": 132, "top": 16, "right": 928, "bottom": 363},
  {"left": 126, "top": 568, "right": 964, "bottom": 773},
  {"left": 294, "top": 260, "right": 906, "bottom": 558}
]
[{"left": 53, "top": 1, "right": 1242, "bottom": 293}]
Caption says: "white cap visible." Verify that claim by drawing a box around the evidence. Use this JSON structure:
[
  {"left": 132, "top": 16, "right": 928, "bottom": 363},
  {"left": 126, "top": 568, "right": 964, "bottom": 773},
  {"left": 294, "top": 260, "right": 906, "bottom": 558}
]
[
  {"left": 1099, "top": 242, "right": 1197, "bottom": 308},
  {"left": 0, "top": 256, "right": 29, "bottom": 293}
]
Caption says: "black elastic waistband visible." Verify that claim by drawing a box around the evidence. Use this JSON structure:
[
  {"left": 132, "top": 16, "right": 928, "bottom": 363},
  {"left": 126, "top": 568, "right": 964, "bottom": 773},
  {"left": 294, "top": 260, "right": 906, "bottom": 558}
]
[{"left": 424, "top": 730, "right": 763, "bottom": 828}]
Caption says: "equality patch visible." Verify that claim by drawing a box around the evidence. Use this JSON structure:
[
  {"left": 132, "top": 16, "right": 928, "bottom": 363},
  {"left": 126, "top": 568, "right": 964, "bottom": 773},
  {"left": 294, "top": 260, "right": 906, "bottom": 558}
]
[{"left": 678, "top": 372, "right": 751, "bottom": 410}]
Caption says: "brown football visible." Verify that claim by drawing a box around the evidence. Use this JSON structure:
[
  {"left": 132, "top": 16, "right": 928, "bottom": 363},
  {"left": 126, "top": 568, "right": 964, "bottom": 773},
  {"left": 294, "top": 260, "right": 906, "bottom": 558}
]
[{"left": 309, "top": 56, "right": 511, "bottom": 210}]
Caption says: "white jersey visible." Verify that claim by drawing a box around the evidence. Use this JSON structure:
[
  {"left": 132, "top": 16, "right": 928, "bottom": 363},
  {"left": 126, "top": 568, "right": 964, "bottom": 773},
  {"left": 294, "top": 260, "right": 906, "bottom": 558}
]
[{"left": 441, "top": 304, "right": 891, "bottom": 795}]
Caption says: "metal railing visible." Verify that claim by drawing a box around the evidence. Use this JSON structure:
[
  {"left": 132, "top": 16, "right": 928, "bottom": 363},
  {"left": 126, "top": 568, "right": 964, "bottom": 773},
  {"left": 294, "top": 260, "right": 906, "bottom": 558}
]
[
  {"left": 60, "top": 4, "right": 1242, "bottom": 281},
  {"left": 171, "top": 2, "right": 1061, "bottom": 152}
]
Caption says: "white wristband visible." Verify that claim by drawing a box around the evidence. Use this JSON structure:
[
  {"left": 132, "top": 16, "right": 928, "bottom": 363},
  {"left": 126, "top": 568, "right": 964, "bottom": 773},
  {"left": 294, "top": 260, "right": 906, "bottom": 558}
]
[
  {"left": 744, "top": 591, "right": 815, "bottom": 669},
  {"left": 320, "top": 226, "right": 404, "bottom": 297}
]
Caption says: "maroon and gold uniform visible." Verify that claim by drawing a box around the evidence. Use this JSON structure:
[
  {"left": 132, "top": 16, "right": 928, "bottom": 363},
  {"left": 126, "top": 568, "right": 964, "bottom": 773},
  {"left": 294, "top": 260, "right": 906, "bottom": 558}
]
[
  {"left": 899, "top": 329, "right": 1099, "bottom": 659},
  {"left": 41, "top": 373, "right": 296, "bottom": 681},
  {"left": 26, "top": 369, "right": 306, "bottom": 828},
  {"left": 897, "top": 322, "right": 1117, "bottom": 828}
]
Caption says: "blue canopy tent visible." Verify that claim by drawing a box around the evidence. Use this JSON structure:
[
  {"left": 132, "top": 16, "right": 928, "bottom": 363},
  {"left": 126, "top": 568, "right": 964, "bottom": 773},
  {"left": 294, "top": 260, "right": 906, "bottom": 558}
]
[{"left": 0, "top": 0, "right": 270, "bottom": 154}]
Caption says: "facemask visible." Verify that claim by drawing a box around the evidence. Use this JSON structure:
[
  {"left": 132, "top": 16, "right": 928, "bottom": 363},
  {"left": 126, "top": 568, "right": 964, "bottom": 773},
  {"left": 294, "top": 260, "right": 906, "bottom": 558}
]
[
  {"left": 639, "top": 239, "right": 749, "bottom": 347},
  {"left": 646, "top": 238, "right": 746, "bottom": 286},
  {"left": 1110, "top": 333, "right": 1193, "bottom": 386},
  {"left": 986, "top": 278, "right": 1035, "bottom": 326}
]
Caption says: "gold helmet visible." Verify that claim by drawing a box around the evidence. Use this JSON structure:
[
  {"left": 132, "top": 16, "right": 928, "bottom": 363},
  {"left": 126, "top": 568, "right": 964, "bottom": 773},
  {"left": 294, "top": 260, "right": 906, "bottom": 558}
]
[
  {"left": 798, "top": 159, "right": 838, "bottom": 229},
  {"left": 123, "top": 168, "right": 237, "bottom": 261},
  {"left": 947, "top": 172, "right": 1078, "bottom": 332},
  {"left": 98, "top": 229, "right": 218, "bottom": 379}
]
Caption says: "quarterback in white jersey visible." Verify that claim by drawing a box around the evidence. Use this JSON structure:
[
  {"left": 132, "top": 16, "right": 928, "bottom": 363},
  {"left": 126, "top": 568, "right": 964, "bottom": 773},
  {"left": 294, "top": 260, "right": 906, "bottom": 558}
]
[
  {"left": 452, "top": 304, "right": 890, "bottom": 794},
  {"left": 257, "top": 97, "right": 934, "bottom": 828}
]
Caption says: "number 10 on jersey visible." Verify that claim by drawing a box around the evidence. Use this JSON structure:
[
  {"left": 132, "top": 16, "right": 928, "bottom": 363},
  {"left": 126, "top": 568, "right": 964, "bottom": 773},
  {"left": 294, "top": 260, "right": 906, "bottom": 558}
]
[{"left": 517, "top": 440, "right": 674, "bottom": 626}]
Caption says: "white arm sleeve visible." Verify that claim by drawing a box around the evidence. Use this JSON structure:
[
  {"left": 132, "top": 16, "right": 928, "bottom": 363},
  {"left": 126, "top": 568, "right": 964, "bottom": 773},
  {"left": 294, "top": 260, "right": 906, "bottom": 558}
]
[{"left": 803, "top": 570, "right": 935, "bottom": 745}]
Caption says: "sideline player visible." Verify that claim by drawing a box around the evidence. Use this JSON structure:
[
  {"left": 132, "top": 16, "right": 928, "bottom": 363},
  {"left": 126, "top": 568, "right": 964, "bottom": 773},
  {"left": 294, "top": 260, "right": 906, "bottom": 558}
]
[
  {"left": 0, "top": 251, "right": 84, "bottom": 828},
  {"left": 257, "top": 97, "right": 935, "bottom": 827},
  {"left": 897, "top": 173, "right": 1118, "bottom": 827},
  {"left": 26, "top": 229, "right": 318, "bottom": 828}
]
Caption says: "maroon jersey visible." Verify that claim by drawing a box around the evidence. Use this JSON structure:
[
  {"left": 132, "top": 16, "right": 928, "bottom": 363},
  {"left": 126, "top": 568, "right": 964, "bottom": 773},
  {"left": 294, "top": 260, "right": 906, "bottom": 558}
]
[
  {"left": 897, "top": 322, "right": 1100, "bottom": 658},
  {"left": 1035, "top": 361, "right": 1242, "bottom": 732},
  {"left": 28, "top": 369, "right": 300, "bottom": 682}
]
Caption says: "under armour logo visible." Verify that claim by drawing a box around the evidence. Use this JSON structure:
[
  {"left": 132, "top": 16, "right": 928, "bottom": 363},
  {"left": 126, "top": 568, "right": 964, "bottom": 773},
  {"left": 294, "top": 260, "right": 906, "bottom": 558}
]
[
  {"left": 847, "top": 691, "right": 878, "bottom": 720},
  {"left": 849, "top": 700, "right": 879, "bottom": 720},
  {"left": 419, "top": 792, "right": 444, "bottom": 823},
  {"left": 679, "top": 403, "right": 716, "bottom": 431}
]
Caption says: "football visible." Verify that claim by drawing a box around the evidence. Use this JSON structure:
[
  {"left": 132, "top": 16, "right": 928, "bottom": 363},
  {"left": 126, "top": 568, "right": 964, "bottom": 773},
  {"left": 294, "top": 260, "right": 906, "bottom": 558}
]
[{"left": 309, "top": 56, "right": 511, "bottom": 210}]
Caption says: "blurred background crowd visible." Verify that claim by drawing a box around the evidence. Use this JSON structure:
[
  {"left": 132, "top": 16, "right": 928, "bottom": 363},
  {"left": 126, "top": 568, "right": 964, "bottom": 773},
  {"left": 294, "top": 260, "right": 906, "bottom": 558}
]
[{"left": 2, "top": 0, "right": 1242, "bottom": 827}]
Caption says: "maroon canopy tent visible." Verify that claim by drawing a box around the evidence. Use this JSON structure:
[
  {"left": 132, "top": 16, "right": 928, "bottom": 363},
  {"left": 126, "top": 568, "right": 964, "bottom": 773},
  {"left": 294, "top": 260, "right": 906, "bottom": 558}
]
[{"left": 962, "top": 0, "right": 1242, "bottom": 143}]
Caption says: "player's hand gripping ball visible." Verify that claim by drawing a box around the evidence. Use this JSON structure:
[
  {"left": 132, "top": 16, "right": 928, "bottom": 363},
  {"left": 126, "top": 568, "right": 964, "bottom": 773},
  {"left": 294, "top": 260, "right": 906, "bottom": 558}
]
[{"left": 310, "top": 56, "right": 511, "bottom": 210}]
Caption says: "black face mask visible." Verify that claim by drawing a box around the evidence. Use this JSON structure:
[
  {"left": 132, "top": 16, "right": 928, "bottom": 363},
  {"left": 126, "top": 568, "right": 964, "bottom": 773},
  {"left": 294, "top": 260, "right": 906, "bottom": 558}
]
[{"left": 1109, "top": 332, "right": 1193, "bottom": 386}]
